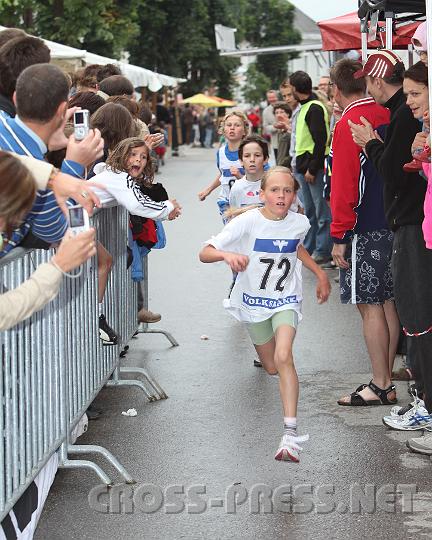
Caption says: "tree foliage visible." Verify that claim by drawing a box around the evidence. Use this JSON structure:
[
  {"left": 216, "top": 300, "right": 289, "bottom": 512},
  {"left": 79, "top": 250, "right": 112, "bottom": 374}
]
[
  {"left": 241, "top": 0, "right": 301, "bottom": 87},
  {"left": 242, "top": 63, "right": 271, "bottom": 105},
  {"left": 128, "top": 0, "right": 240, "bottom": 97},
  {"left": 0, "top": 0, "right": 140, "bottom": 58},
  {"left": 0, "top": 0, "right": 300, "bottom": 97}
]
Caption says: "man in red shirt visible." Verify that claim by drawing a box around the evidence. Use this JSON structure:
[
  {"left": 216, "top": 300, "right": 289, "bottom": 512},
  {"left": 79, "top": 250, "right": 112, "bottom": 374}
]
[{"left": 329, "top": 58, "right": 400, "bottom": 406}]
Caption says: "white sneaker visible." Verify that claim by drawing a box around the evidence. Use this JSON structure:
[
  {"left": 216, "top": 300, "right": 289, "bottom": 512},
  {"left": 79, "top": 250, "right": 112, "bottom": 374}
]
[
  {"left": 382, "top": 405, "right": 432, "bottom": 431},
  {"left": 390, "top": 399, "right": 425, "bottom": 417},
  {"left": 407, "top": 432, "right": 432, "bottom": 455},
  {"left": 274, "top": 433, "right": 309, "bottom": 462}
]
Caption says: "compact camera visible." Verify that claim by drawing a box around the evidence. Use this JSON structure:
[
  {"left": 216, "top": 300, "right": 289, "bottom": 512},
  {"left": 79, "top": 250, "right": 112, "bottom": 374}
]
[
  {"left": 73, "top": 109, "right": 90, "bottom": 141},
  {"left": 68, "top": 205, "right": 90, "bottom": 235}
]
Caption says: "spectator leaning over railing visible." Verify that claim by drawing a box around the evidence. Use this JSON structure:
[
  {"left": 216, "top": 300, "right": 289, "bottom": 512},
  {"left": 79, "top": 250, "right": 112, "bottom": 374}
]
[
  {"left": 0, "top": 152, "right": 96, "bottom": 331},
  {"left": 0, "top": 63, "right": 103, "bottom": 255},
  {"left": 92, "top": 137, "right": 181, "bottom": 324}
]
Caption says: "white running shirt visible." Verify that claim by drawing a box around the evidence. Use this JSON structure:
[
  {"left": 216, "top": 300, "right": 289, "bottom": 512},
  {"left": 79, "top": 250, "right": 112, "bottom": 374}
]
[
  {"left": 216, "top": 144, "right": 243, "bottom": 203},
  {"left": 205, "top": 208, "right": 310, "bottom": 323},
  {"left": 229, "top": 176, "right": 300, "bottom": 213},
  {"left": 229, "top": 178, "right": 262, "bottom": 208}
]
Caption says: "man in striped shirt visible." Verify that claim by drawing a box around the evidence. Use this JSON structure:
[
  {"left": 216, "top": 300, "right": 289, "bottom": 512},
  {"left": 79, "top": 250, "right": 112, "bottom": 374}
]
[{"left": 0, "top": 63, "right": 101, "bottom": 256}]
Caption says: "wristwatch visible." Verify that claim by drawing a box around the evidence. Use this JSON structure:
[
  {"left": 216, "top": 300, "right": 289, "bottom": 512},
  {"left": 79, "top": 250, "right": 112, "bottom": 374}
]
[{"left": 47, "top": 166, "right": 60, "bottom": 190}]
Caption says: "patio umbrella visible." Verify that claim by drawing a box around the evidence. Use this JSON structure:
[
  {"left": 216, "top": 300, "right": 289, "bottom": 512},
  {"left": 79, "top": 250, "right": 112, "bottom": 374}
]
[
  {"left": 182, "top": 93, "right": 222, "bottom": 106},
  {"left": 211, "top": 96, "right": 237, "bottom": 106}
]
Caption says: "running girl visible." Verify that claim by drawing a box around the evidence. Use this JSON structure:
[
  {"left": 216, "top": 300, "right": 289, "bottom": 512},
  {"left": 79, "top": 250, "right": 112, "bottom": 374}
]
[
  {"left": 92, "top": 137, "right": 181, "bottom": 221},
  {"left": 198, "top": 111, "right": 249, "bottom": 222},
  {"left": 199, "top": 166, "right": 331, "bottom": 462}
]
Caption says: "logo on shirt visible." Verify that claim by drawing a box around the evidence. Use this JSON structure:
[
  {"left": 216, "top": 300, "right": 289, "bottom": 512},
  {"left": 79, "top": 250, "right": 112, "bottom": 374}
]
[
  {"left": 243, "top": 293, "right": 298, "bottom": 309},
  {"left": 253, "top": 238, "right": 299, "bottom": 253},
  {"left": 246, "top": 190, "right": 260, "bottom": 197}
]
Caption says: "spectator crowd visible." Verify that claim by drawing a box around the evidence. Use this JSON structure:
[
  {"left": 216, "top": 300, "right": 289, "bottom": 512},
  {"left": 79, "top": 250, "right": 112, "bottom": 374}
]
[{"left": 1, "top": 18, "right": 432, "bottom": 467}]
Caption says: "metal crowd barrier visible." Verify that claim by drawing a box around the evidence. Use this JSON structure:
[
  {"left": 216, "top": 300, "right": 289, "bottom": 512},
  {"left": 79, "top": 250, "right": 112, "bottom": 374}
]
[{"left": 0, "top": 203, "right": 170, "bottom": 521}]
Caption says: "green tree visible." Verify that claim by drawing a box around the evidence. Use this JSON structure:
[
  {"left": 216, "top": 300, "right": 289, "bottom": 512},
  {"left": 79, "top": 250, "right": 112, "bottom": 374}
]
[
  {"left": 0, "top": 0, "right": 140, "bottom": 58},
  {"left": 242, "top": 0, "right": 301, "bottom": 87},
  {"left": 128, "top": 0, "right": 240, "bottom": 97},
  {"left": 242, "top": 63, "right": 271, "bottom": 105}
]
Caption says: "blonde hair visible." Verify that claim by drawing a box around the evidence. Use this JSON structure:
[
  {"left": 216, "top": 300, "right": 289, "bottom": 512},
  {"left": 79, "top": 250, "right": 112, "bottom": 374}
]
[
  {"left": 0, "top": 152, "right": 36, "bottom": 236},
  {"left": 261, "top": 166, "right": 299, "bottom": 191},
  {"left": 218, "top": 110, "right": 250, "bottom": 136}
]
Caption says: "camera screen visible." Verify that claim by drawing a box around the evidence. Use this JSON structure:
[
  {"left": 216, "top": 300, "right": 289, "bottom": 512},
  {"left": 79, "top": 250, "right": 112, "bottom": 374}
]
[
  {"left": 74, "top": 112, "right": 84, "bottom": 124},
  {"left": 69, "top": 207, "right": 85, "bottom": 227}
]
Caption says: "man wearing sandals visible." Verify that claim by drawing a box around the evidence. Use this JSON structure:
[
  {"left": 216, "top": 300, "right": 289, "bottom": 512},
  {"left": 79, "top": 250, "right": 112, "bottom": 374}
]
[{"left": 329, "top": 58, "right": 401, "bottom": 406}]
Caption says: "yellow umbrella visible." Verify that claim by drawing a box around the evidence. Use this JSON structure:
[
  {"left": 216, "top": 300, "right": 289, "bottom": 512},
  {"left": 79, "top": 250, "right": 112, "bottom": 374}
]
[
  {"left": 211, "top": 96, "right": 237, "bottom": 106},
  {"left": 182, "top": 93, "right": 223, "bottom": 106}
]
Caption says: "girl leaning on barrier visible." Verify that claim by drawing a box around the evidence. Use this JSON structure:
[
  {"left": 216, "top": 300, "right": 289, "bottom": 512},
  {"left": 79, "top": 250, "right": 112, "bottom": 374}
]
[{"left": 0, "top": 151, "right": 97, "bottom": 331}]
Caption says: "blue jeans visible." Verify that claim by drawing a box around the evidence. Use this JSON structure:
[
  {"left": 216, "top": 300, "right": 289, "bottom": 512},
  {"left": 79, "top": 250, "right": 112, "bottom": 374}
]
[
  {"left": 296, "top": 169, "right": 332, "bottom": 257},
  {"left": 205, "top": 128, "right": 213, "bottom": 148}
]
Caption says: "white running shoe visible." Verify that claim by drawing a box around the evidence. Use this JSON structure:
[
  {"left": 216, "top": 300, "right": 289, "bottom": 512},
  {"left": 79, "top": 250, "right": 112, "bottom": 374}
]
[
  {"left": 390, "top": 398, "right": 425, "bottom": 417},
  {"left": 382, "top": 405, "right": 432, "bottom": 431},
  {"left": 274, "top": 433, "right": 309, "bottom": 462}
]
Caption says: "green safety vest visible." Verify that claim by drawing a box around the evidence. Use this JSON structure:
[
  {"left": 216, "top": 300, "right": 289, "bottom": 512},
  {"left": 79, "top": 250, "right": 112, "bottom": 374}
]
[{"left": 295, "top": 99, "right": 330, "bottom": 157}]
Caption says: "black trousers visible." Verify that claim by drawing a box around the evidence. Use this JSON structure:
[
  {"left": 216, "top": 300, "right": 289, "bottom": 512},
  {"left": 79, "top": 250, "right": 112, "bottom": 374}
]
[{"left": 392, "top": 225, "right": 432, "bottom": 411}]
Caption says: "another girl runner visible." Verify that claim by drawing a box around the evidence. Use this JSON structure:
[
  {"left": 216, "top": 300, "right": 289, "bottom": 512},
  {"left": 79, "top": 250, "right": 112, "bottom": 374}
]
[
  {"left": 198, "top": 111, "right": 249, "bottom": 222},
  {"left": 199, "top": 166, "right": 331, "bottom": 462}
]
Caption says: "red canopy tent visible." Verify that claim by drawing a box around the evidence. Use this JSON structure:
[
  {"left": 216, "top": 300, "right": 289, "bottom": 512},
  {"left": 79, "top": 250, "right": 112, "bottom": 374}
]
[{"left": 318, "top": 11, "right": 420, "bottom": 51}]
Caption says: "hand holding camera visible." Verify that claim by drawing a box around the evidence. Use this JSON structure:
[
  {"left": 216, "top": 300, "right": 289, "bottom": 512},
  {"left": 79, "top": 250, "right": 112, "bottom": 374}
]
[
  {"left": 65, "top": 126, "right": 105, "bottom": 168},
  {"left": 51, "top": 228, "right": 97, "bottom": 273}
]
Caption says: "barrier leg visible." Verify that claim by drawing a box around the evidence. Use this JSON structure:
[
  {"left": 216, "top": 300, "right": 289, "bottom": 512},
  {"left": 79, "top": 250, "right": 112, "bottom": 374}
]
[
  {"left": 120, "top": 366, "right": 168, "bottom": 400},
  {"left": 105, "top": 366, "right": 156, "bottom": 402},
  {"left": 137, "top": 261, "right": 179, "bottom": 347},
  {"left": 66, "top": 444, "right": 135, "bottom": 484},
  {"left": 58, "top": 442, "right": 113, "bottom": 485},
  {"left": 137, "top": 325, "right": 179, "bottom": 347},
  {"left": 60, "top": 457, "right": 113, "bottom": 486}
]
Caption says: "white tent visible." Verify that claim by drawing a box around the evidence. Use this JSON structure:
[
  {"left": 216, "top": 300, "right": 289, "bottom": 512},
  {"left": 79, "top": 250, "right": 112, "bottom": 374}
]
[{"left": 0, "top": 26, "right": 185, "bottom": 90}]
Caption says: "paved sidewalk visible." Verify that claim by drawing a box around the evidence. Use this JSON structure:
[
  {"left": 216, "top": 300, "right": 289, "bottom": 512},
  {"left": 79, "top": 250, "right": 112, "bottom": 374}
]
[{"left": 35, "top": 147, "right": 432, "bottom": 539}]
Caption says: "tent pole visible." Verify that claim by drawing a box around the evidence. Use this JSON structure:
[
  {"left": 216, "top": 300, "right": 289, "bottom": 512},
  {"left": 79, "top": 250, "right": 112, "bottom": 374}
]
[
  {"left": 385, "top": 11, "right": 393, "bottom": 50},
  {"left": 361, "top": 24, "right": 368, "bottom": 62}
]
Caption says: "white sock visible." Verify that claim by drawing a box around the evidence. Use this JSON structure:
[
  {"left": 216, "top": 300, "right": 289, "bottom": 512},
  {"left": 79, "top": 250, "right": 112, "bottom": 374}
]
[{"left": 284, "top": 417, "right": 297, "bottom": 436}]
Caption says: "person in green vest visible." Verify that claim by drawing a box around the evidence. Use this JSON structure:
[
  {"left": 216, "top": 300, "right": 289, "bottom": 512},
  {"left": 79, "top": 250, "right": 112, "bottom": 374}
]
[{"left": 289, "top": 71, "right": 332, "bottom": 265}]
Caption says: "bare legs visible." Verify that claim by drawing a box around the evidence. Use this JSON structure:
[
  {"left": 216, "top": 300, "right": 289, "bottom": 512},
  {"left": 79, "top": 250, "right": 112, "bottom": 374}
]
[
  {"left": 254, "top": 325, "right": 298, "bottom": 417},
  {"left": 97, "top": 242, "right": 113, "bottom": 305},
  {"left": 339, "top": 300, "right": 398, "bottom": 403}
]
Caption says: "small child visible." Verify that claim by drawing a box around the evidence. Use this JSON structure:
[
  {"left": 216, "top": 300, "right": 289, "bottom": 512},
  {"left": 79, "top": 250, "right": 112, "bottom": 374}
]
[
  {"left": 199, "top": 166, "right": 331, "bottom": 462},
  {"left": 91, "top": 137, "right": 181, "bottom": 221},
  {"left": 198, "top": 111, "right": 250, "bottom": 223}
]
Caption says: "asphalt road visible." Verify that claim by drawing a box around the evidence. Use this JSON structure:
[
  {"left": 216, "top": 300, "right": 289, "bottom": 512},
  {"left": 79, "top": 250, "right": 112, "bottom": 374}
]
[{"left": 35, "top": 146, "right": 432, "bottom": 540}]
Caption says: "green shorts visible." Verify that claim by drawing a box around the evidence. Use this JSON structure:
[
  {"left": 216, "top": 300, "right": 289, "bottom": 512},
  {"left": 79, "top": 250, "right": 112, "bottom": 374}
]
[{"left": 246, "top": 310, "right": 298, "bottom": 346}]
